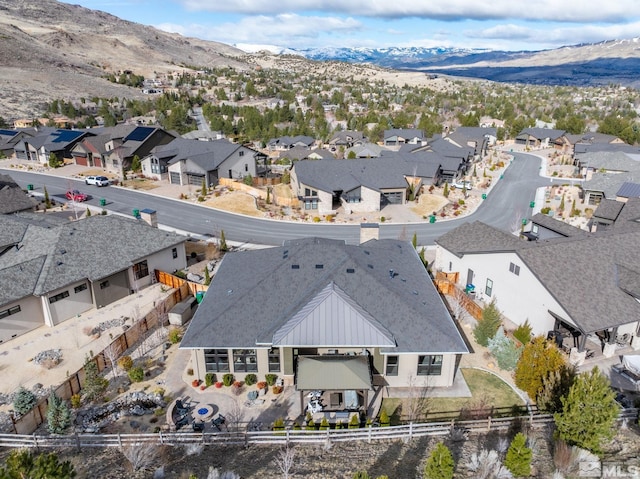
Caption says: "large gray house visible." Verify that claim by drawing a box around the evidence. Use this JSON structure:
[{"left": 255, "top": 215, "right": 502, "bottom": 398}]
[
  {"left": 181, "top": 237, "right": 468, "bottom": 413},
  {"left": 0, "top": 214, "right": 187, "bottom": 343}
]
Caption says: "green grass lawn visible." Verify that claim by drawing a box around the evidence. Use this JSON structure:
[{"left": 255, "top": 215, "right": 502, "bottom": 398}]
[{"left": 381, "top": 368, "right": 525, "bottom": 423}]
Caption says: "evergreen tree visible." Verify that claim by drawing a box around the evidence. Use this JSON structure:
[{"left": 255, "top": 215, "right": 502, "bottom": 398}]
[
  {"left": 13, "top": 386, "right": 37, "bottom": 415},
  {"left": 423, "top": 442, "right": 455, "bottom": 479},
  {"left": 0, "top": 450, "right": 75, "bottom": 479},
  {"left": 204, "top": 266, "right": 211, "bottom": 286},
  {"left": 48, "top": 152, "right": 63, "bottom": 168},
  {"left": 44, "top": 187, "right": 51, "bottom": 209},
  {"left": 85, "top": 208, "right": 91, "bottom": 217},
  {"left": 515, "top": 336, "right": 566, "bottom": 401},
  {"left": 219, "top": 230, "right": 228, "bottom": 252},
  {"left": 504, "top": 432, "right": 532, "bottom": 477},
  {"left": 130, "top": 154, "right": 141, "bottom": 173},
  {"left": 554, "top": 367, "right": 618, "bottom": 455},
  {"left": 201, "top": 178, "right": 207, "bottom": 197},
  {"left": 412, "top": 232, "right": 418, "bottom": 249},
  {"left": 473, "top": 299, "right": 502, "bottom": 347},
  {"left": 536, "top": 364, "right": 576, "bottom": 413},
  {"left": 443, "top": 182, "right": 449, "bottom": 198},
  {"left": 82, "top": 356, "right": 108, "bottom": 402},
  {"left": 46, "top": 390, "right": 71, "bottom": 434}
]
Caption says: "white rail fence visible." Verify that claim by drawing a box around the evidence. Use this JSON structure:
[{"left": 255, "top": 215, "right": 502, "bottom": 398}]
[{"left": 0, "top": 410, "right": 636, "bottom": 450}]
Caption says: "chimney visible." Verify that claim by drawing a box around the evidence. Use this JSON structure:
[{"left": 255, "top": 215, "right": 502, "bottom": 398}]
[
  {"left": 360, "top": 223, "right": 379, "bottom": 244},
  {"left": 139, "top": 208, "right": 158, "bottom": 228}
]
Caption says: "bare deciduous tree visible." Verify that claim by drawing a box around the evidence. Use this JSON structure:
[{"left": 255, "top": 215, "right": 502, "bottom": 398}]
[
  {"left": 274, "top": 445, "right": 296, "bottom": 479},
  {"left": 224, "top": 399, "right": 244, "bottom": 433},
  {"left": 103, "top": 341, "right": 124, "bottom": 380},
  {"left": 120, "top": 443, "right": 163, "bottom": 472},
  {"left": 405, "top": 374, "right": 432, "bottom": 422}
]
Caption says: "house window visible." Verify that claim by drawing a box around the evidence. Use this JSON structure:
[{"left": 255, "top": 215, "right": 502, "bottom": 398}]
[
  {"left": 74, "top": 283, "right": 88, "bottom": 294},
  {"left": 133, "top": 260, "right": 149, "bottom": 280},
  {"left": 100, "top": 280, "right": 110, "bottom": 289},
  {"left": 204, "top": 349, "right": 230, "bottom": 372},
  {"left": 304, "top": 199, "right": 318, "bottom": 210},
  {"left": 509, "top": 263, "right": 520, "bottom": 276},
  {"left": 386, "top": 356, "right": 399, "bottom": 376},
  {"left": 239, "top": 150, "right": 244, "bottom": 157},
  {"left": 0, "top": 305, "right": 21, "bottom": 320},
  {"left": 244, "top": 163, "right": 248, "bottom": 172},
  {"left": 233, "top": 349, "right": 258, "bottom": 372},
  {"left": 485, "top": 278, "right": 493, "bottom": 297},
  {"left": 304, "top": 188, "right": 317, "bottom": 197},
  {"left": 172, "top": 247, "right": 178, "bottom": 259},
  {"left": 417, "top": 355, "right": 442, "bottom": 376},
  {"left": 531, "top": 224, "right": 539, "bottom": 234},
  {"left": 268, "top": 348, "right": 281, "bottom": 373},
  {"left": 112, "top": 159, "right": 119, "bottom": 167},
  {"left": 49, "top": 291, "right": 70, "bottom": 304}
]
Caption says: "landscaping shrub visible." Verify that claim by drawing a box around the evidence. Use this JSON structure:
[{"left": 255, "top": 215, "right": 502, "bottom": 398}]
[
  {"left": 513, "top": 320, "right": 532, "bottom": 345},
  {"left": 379, "top": 409, "right": 390, "bottom": 427},
  {"left": 70, "top": 394, "right": 81, "bottom": 409},
  {"left": 168, "top": 328, "right": 182, "bottom": 344},
  {"left": 265, "top": 374, "right": 278, "bottom": 386},
  {"left": 128, "top": 366, "right": 144, "bottom": 383},
  {"left": 46, "top": 390, "right": 71, "bottom": 435},
  {"left": 320, "top": 417, "right": 330, "bottom": 430},
  {"left": 205, "top": 373, "right": 216, "bottom": 387},
  {"left": 348, "top": 414, "right": 360, "bottom": 429},
  {"left": 306, "top": 419, "right": 315, "bottom": 430},
  {"left": 504, "top": 432, "right": 532, "bottom": 477},
  {"left": 187, "top": 368, "right": 194, "bottom": 376},
  {"left": 13, "top": 387, "right": 36, "bottom": 415},
  {"left": 244, "top": 373, "right": 257, "bottom": 386},
  {"left": 515, "top": 336, "right": 566, "bottom": 401},
  {"left": 117, "top": 356, "right": 133, "bottom": 371},
  {"left": 223, "top": 373, "right": 235, "bottom": 387},
  {"left": 487, "top": 328, "right": 522, "bottom": 371},
  {"left": 424, "top": 442, "right": 455, "bottom": 479},
  {"left": 473, "top": 299, "right": 502, "bottom": 347},
  {"left": 272, "top": 417, "right": 285, "bottom": 431},
  {"left": 232, "top": 381, "right": 244, "bottom": 396}
]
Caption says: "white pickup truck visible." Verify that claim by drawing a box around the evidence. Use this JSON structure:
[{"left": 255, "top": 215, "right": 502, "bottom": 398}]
[{"left": 85, "top": 175, "right": 110, "bottom": 187}]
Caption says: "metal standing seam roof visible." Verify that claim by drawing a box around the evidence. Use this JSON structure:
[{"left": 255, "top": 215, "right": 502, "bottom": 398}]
[
  {"left": 296, "top": 355, "right": 372, "bottom": 391},
  {"left": 617, "top": 182, "right": 640, "bottom": 199}
]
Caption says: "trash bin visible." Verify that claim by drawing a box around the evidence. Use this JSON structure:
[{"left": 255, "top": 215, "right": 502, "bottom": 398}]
[
  {"left": 429, "top": 215, "right": 436, "bottom": 224},
  {"left": 132, "top": 208, "right": 140, "bottom": 218},
  {"left": 27, "top": 184, "right": 34, "bottom": 191},
  {"left": 196, "top": 291, "right": 205, "bottom": 303},
  {"left": 99, "top": 198, "right": 106, "bottom": 207},
  {"left": 481, "top": 193, "right": 487, "bottom": 200}
]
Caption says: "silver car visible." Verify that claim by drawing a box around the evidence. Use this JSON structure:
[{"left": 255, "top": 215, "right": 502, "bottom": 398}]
[{"left": 85, "top": 175, "right": 110, "bottom": 187}]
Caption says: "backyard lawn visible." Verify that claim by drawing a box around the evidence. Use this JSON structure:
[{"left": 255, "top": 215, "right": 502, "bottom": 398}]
[{"left": 381, "top": 368, "right": 526, "bottom": 423}]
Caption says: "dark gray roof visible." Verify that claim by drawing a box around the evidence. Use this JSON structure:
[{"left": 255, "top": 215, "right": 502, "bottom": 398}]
[
  {"left": 181, "top": 238, "right": 468, "bottom": 354},
  {"left": 617, "top": 182, "right": 640, "bottom": 199},
  {"left": 516, "top": 128, "right": 566, "bottom": 141},
  {"left": 592, "top": 199, "right": 625, "bottom": 221},
  {"left": 0, "top": 174, "right": 36, "bottom": 214},
  {"left": 583, "top": 172, "right": 640, "bottom": 198},
  {"left": 574, "top": 142, "right": 640, "bottom": 157},
  {"left": 577, "top": 151, "right": 640, "bottom": 172},
  {"left": 384, "top": 129, "right": 425, "bottom": 140},
  {"left": 437, "top": 218, "right": 640, "bottom": 334},
  {"left": 155, "top": 138, "right": 245, "bottom": 170},
  {"left": 530, "top": 213, "right": 589, "bottom": 238},
  {"left": 0, "top": 214, "right": 186, "bottom": 305}
]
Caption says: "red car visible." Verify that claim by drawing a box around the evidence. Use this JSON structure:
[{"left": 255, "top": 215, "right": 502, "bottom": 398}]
[{"left": 66, "top": 190, "right": 88, "bottom": 202}]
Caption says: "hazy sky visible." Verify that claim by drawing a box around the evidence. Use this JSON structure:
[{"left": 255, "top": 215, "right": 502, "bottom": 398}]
[{"left": 62, "top": 0, "right": 640, "bottom": 51}]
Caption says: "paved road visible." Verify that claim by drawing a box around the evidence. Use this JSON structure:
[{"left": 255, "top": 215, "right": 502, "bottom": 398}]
[{"left": 2, "top": 152, "right": 562, "bottom": 246}]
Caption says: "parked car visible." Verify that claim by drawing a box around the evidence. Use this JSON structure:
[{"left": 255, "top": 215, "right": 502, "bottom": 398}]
[
  {"left": 85, "top": 175, "right": 109, "bottom": 186},
  {"left": 66, "top": 190, "right": 88, "bottom": 202},
  {"left": 449, "top": 180, "right": 472, "bottom": 190}
]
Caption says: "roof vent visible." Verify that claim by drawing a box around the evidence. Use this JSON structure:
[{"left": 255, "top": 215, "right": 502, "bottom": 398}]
[
  {"left": 227, "top": 289, "right": 233, "bottom": 295},
  {"left": 60, "top": 249, "right": 66, "bottom": 254},
  {"left": 364, "top": 250, "right": 370, "bottom": 255},
  {"left": 315, "top": 264, "right": 324, "bottom": 269},
  {"left": 367, "top": 264, "right": 373, "bottom": 269},
  {"left": 389, "top": 269, "right": 395, "bottom": 278},
  {"left": 56, "top": 261, "right": 63, "bottom": 266},
  {"left": 346, "top": 268, "right": 355, "bottom": 273},
  {"left": 291, "top": 264, "right": 300, "bottom": 269},
  {"left": 412, "top": 290, "right": 418, "bottom": 295}
]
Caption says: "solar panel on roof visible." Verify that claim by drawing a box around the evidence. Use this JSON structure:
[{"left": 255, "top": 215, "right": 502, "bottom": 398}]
[
  {"left": 124, "top": 126, "right": 154, "bottom": 142},
  {"left": 0, "top": 129, "right": 18, "bottom": 137},
  {"left": 50, "top": 130, "right": 84, "bottom": 143}
]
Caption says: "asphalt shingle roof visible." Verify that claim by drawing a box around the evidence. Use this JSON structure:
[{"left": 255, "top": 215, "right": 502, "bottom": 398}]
[
  {"left": 0, "top": 174, "right": 36, "bottom": 214},
  {"left": 181, "top": 238, "right": 468, "bottom": 354}
]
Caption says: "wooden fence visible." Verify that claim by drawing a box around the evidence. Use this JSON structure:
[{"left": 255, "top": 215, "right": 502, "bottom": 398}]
[
  {"left": 155, "top": 270, "right": 208, "bottom": 297},
  {"left": 8, "top": 283, "right": 186, "bottom": 435},
  {"left": 434, "top": 271, "right": 482, "bottom": 321},
  {"left": 1, "top": 409, "right": 637, "bottom": 450}
]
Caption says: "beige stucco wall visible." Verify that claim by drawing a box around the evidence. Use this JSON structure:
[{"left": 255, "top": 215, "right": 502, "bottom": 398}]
[
  {"left": 128, "top": 243, "right": 187, "bottom": 291},
  {"left": 343, "top": 186, "right": 380, "bottom": 213},
  {"left": 0, "top": 296, "right": 43, "bottom": 343},
  {"left": 381, "top": 353, "right": 458, "bottom": 388}
]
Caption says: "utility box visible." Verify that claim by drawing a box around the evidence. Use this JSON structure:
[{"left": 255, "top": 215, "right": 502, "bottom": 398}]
[{"left": 168, "top": 296, "right": 198, "bottom": 326}]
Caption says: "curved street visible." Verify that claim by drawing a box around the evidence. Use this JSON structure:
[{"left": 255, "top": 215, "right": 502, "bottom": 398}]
[{"left": 2, "top": 151, "right": 561, "bottom": 246}]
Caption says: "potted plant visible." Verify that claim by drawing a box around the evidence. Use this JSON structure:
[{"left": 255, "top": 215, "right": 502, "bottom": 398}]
[
  {"left": 192, "top": 379, "right": 200, "bottom": 387},
  {"left": 215, "top": 381, "right": 223, "bottom": 388}
]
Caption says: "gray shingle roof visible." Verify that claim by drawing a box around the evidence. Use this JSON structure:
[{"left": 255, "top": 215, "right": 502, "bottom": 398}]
[
  {"left": 592, "top": 199, "right": 625, "bottom": 221},
  {"left": 155, "top": 138, "right": 243, "bottom": 170},
  {"left": 0, "top": 214, "right": 186, "bottom": 305},
  {"left": 181, "top": 238, "right": 468, "bottom": 354},
  {"left": 530, "top": 213, "right": 588, "bottom": 238},
  {"left": 0, "top": 174, "right": 36, "bottom": 214},
  {"left": 437, "top": 217, "right": 640, "bottom": 334},
  {"left": 516, "top": 128, "right": 566, "bottom": 141}
]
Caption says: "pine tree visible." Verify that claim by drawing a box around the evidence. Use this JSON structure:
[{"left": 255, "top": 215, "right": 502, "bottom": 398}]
[
  {"left": 85, "top": 208, "right": 91, "bottom": 217},
  {"left": 443, "top": 182, "right": 449, "bottom": 198},
  {"left": 423, "top": 442, "right": 455, "bottom": 479},
  {"left": 131, "top": 154, "right": 141, "bottom": 173},
  {"left": 554, "top": 367, "right": 618, "bottom": 455},
  {"left": 0, "top": 450, "right": 75, "bottom": 478},
  {"left": 536, "top": 364, "right": 576, "bottom": 413},
  {"left": 515, "top": 336, "right": 566, "bottom": 401},
  {"left": 201, "top": 178, "right": 207, "bottom": 197},
  {"left": 473, "top": 299, "right": 502, "bottom": 347},
  {"left": 204, "top": 266, "right": 211, "bottom": 286},
  {"left": 504, "top": 432, "right": 532, "bottom": 477},
  {"left": 44, "top": 186, "right": 51, "bottom": 209},
  {"left": 219, "top": 229, "right": 228, "bottom": 252},
  {"left": 82, "top": 356, "right": 108, "bottom": 402},
  {"left": 13, "top": 386, "right": 36, "bottom": 415},
  {"left": 46, "top": 390, "right": 71, "bottom": 434},
  {"left": 412, "top": 232, "right": 418, "bottom": 249}
]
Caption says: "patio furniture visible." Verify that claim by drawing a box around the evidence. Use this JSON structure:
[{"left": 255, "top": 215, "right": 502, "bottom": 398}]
[
  {"left": 247, "top": 390, "right": 259, "bottom": 401},
  {"left": 212, "top": 414, "right": 226, "bottom": 431},
  {"left": 175, "top": 414, "right": 189, "bottom": 431},
  {"left": 192, "top": 420, "right": 205, "bottom": 432},
  {"left": 175, "top": 399, "right": 190, "bottom": 415}
]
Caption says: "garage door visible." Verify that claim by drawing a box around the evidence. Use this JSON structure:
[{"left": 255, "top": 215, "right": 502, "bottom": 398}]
[
  {"left": 0, "top": 305, "right": 42, "bottom": 344},
  {"left": 169, "top": 172, "right": 181, "bottom": 185},
  {"left": 186, "top": 174, "right": 205, "bottom": 186},
  {"left": 382, "top": 192, "right": 403, "bottom": 204}
]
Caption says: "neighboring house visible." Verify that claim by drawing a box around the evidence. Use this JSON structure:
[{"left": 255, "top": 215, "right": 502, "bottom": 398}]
[
  {"left": 383, "top": 129, "right": 426, "bottom": 146},
  {"left": 291, "top": 158, "right": 423, "bottom": 214},
  {"left": 582, "top": 172, "right": 640, "bottom": 206},
  {"left": 616, "top": 182, "right": 640, "bottom": 202},
  {"left": 0, "top": 214, "right": 186, "bottom": 343},
  {"left": 521, "top": 213, "right": 590, "bottom": 241},
  {"left": 327, "top": 130, "right": 365, "bottom": 150},
  {"left": 14, "top": 128, "right": 92, "bottom": 165},
  {"left": 573, "top": 141, "right": 638, "bottom": 158},
  {"left": 267, "top": 135, "right": 315, "bottom": 151},
  {"left": 102, "top": 126, "right": 176, "bottom": 174},
  {"left": 345, "top": 143, "right": 386, "bottom": 159},
  {"left": 144, "top": 138, "right": 264, "bottom": 185},
  {"left": 435, "top": 210, "right": 640, "bottom": 361},
  {"left": 181, "top": 237, "right": 468, "bottom": 413},
  {"left": 515, "top": 128, "right": 570, "bottom": 152},
  {"left": 574, "top": 151, "right": 640, "bottom": 180},
  {"left": 0, "top": 174, "right": 37, "bottom": 214},
  {"left": 589, "top": 199, "right": 625, "bottom": 231},
  {"left": 445, "top": 127, "right": 497, "bottom": 159},
  {"left": 0, "top": 129, "right": 33, "bottom": 157}
]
